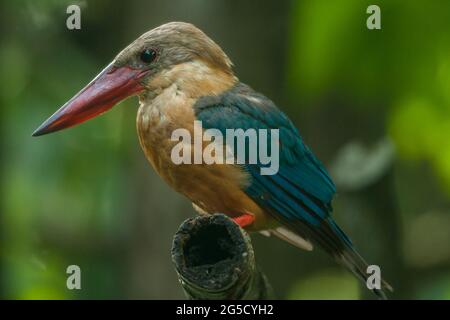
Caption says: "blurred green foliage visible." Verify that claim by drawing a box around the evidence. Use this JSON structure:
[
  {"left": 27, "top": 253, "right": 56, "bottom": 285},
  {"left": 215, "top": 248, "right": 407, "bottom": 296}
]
[{"left": 1, "top": 0, "right": 449, "bottom": 299}]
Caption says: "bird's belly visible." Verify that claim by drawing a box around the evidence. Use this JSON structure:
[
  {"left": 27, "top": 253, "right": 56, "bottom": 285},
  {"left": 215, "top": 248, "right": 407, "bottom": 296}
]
[
  {"left": 145, "top": 150, "right": 273, "bottom": 230},
  {"left": 136, "top": 107, "right": 274, "bottom": 230}
]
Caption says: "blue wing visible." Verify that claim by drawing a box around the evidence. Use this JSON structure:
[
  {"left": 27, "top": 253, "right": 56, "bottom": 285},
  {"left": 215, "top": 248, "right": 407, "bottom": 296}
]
[
  {"left": 194, "top": 83, "right": 391, "bottom": 298},
  {"left": 194, "top": 83, "right": 341, "bottom": 237}
]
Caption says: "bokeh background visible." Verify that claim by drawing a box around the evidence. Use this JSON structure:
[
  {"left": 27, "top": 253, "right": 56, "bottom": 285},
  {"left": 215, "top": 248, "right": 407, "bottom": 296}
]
[{"left": 1, "top": 0, "right": 450, "bottom": 299}]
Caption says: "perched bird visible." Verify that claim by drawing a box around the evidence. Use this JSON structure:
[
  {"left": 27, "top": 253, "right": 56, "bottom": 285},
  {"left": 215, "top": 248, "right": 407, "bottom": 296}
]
[{"left": 33, "top": 22, "right": 391, "bottom": 298}]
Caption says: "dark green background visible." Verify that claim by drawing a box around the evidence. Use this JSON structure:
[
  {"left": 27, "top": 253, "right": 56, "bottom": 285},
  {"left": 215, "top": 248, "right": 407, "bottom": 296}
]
[{"left": 1, "top": 0, "right": 449, "bottom": 299}]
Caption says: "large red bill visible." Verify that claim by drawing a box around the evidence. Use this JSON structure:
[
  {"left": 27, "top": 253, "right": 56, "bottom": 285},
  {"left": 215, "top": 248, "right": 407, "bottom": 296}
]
[{"left": 32, "top": 63, "right": 149, "bottom": 136}]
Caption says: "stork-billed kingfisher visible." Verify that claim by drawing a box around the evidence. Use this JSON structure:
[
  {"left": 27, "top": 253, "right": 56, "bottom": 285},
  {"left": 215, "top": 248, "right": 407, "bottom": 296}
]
[{"left": 33, "top": 22, "right": 391, "bottom": 298}]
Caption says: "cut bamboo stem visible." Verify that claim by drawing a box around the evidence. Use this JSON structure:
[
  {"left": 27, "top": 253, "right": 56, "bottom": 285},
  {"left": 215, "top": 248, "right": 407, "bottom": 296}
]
[{"left": 171, "top": 213, "right": 273, "bottom": 300}]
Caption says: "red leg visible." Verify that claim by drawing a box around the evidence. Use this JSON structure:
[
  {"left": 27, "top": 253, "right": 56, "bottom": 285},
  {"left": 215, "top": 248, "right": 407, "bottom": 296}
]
[{"left": 232, "top": 213, "right": 255, "bottom": 228}]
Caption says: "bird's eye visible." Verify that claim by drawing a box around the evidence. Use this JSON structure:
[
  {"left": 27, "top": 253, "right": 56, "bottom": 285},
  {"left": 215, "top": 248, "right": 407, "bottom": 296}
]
[{"left": 140, "top": 48, "right": 157, "bottom": 63}]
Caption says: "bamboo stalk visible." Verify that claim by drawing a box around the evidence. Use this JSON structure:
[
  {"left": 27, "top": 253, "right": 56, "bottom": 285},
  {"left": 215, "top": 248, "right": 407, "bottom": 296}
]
[{"left": 171, "top": 213, "right": 273, "bottom": 299}]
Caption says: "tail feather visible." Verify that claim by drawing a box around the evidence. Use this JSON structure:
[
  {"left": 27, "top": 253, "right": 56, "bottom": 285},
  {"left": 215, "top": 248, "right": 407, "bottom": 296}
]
[
  {"left": 270, "top": 227, "right": 314, "bottom": 251},
  {"left": 326, "top": 218, "right": 393, "bottom": 297},
  {"left": 338, "top": 244, "right": 393, "bottom": 299},
  {"left": 278, "top": 215, "right": 393, "bottom": 299}
]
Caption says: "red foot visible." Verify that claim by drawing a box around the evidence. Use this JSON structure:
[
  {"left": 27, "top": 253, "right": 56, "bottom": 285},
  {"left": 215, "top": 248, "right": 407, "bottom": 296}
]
[{"left": 232, "top": 213, "right": 255, "bottom": 228}]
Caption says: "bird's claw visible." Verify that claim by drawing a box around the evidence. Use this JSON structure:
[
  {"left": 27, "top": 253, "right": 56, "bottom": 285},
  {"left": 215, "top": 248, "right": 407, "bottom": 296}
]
[{"left": 231, "top": 213, "right": 255, "bottom": 228}]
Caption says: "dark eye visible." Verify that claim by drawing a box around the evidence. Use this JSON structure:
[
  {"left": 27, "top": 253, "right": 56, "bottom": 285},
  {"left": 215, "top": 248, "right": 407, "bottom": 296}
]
[{"left": 140, "top": 48, "right": 157, "bottom": 63}]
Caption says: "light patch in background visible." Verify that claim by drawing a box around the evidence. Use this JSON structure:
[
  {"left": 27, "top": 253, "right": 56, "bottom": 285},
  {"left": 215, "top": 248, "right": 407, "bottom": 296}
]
[
  {"left": 331, "top": 138, "right": 395, "bottom": 191},
  {"left": 287, "top": 270, "right": 359, "bottom": 300},
  {"left": 389, "top": 97, "right": 450, "bottom": 195},
  {"left": 404, "top": 211, "right": 450, "bottom": 268}
]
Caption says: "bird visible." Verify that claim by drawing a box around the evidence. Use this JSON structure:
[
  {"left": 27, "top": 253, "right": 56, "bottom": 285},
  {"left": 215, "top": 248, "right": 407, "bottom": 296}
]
[{"left": 32, "top": 21, "right": 392, "bottom": 298}]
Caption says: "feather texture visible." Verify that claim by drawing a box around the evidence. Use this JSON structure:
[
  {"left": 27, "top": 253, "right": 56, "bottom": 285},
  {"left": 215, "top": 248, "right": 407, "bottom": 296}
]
[{"left": 194, "top": 83, "right": 392, "bottom": 298}]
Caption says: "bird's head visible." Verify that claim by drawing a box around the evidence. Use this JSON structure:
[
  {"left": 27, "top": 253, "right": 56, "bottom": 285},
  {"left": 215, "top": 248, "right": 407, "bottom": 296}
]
[{"left": 32, "top": 22, "right": 234, "bottom": 136}]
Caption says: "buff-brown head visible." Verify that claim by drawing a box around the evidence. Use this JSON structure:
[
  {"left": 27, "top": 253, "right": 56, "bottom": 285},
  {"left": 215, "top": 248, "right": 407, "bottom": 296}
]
[{"left": 32, "top": 22, "right": 234, "bottom": 136}]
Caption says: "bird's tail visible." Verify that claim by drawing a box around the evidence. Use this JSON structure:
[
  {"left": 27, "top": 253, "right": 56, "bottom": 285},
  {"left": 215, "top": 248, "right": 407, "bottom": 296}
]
[
  {"left": 326, "top": 218, "right": 393, "bottom": 299},
  {"left": 279, "top": 214, "right": 393, "bottom": 299}
]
